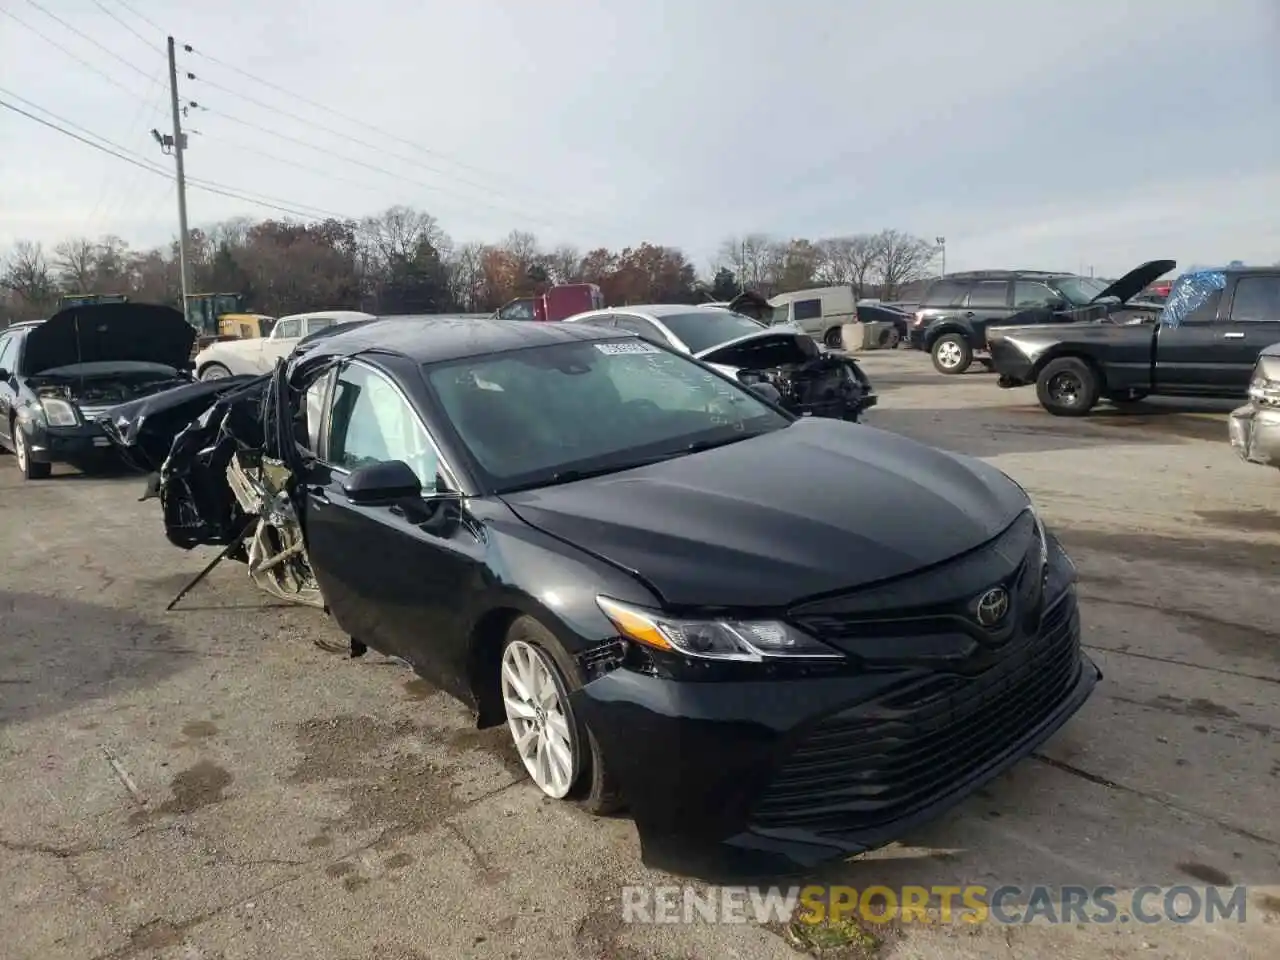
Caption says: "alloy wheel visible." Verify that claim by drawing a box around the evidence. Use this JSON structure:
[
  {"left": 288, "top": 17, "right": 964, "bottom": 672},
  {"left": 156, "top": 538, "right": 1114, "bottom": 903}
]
[
  {"left": 936, "top": 340, "right": 963, "bottom": 368},
  {"left": 500, "top": 639, "right": 578, "bottom": 798},
  {"left": 201, "top": 365, "right": 229, "bottom": 381},
  {"left": 14, "top": 427, "right": 28, "bottom": 471}
]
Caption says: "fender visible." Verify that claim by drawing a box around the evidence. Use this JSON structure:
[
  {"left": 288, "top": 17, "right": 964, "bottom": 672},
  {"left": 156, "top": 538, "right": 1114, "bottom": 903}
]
[{"left": 923, "top": 319, "right": 973, "bottom": 348}]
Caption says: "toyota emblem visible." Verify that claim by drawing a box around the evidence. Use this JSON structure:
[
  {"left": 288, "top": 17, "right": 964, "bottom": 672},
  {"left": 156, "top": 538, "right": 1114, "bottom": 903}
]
[{"left": 975, "top": 586, "right": 1010, "bottom": 627}]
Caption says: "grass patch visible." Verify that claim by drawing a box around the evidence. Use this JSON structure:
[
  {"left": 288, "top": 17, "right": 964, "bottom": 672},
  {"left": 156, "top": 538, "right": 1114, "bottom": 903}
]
[{"left": 783, "top": 916, "right": 884, "bottom": 957}]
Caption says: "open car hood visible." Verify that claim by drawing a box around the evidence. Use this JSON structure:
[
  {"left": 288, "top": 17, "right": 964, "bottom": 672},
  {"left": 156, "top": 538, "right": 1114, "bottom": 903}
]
[
  {"left": 693, "top": 327, "right": 819, "bottom": 369},
  {"left": 23, "top": 302, "right": 195, "bottom": 376},
  {"left": 1092, "top": 259, "right": 1176, "bottom": 305},
  {"left": 725, "top": 290, "right": 773, "bottom": 322}
]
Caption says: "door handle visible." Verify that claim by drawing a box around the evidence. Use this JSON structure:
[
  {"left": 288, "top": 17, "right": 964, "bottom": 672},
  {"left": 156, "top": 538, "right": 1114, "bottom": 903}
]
[{"left": 1222, "top": 332, "right": 1245, "bottom": 340}]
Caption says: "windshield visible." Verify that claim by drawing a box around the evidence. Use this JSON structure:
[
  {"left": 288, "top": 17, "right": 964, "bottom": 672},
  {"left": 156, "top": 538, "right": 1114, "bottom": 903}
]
[
  {"left": 658, "top": 311, "right": 766, "bottom": 353},
  {"left": 425, "top": 338, "right": 790, "bottom": 492},
  {"left": 1053, "top": 276, "right": 1109, "bottom": 305}
]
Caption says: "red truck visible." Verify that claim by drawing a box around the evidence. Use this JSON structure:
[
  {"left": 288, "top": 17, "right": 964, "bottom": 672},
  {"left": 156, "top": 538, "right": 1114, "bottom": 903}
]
[{"left": 494, "top": 283, "right": 604, "bottom": 322}]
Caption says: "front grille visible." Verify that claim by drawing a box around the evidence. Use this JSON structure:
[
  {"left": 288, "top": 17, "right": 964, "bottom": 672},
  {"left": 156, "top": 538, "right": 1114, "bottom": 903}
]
[{"left": 751, "top": 592, "right": 1080, "bottom": 833}]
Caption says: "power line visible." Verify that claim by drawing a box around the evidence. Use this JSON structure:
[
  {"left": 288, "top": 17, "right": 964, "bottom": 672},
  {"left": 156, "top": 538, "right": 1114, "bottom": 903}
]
[
  {"left": 0, "top": 9, "right": 150, "bottom": 100},
  {"left": 197, "top": 104, "right": 565, "bottom": 228},
  {"left": 23, "top": 0, "right": 154, "bottom": 81},
  {"left": 0, "top": 94, "right": 362, "bottom": 225},
  {"left": 183, "top": 44, "right": 562, "bottom": 206},
  {"left": 111, "top": 0, "right": 163, "bottom": 35},
  {"left": 92, "top": 0, "right": 162, "bottom": 51}
]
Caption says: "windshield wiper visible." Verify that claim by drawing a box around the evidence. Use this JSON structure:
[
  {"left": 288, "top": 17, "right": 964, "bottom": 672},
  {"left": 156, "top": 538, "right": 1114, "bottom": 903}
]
[{"left": 680, "top": 430, "right": 770, "bottom": 454}]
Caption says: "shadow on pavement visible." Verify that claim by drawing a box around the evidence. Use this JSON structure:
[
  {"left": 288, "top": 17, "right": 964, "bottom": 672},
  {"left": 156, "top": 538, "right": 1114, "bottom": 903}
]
[{"left": 0, "top": 590, "right": 191, "bottom": 727}]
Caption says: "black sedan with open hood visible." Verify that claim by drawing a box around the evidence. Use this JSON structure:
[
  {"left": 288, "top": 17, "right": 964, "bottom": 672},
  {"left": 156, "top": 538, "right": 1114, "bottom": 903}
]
[
  {"left": 0, "top": 302, "right": 195, "bottom": 479},
  {"left": 103, "top": 316, "right": 1096, "bottom": 877}
]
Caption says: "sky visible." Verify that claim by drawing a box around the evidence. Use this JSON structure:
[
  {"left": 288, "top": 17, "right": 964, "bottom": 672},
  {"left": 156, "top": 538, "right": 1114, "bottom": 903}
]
[{"left": 1, "top": 0, "right": 1278, "bottom": 277}]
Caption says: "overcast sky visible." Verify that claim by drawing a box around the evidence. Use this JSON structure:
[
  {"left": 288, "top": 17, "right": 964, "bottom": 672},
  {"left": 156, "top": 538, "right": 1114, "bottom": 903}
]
[{"left": 2, "top": 0, "right": 1277, "bottom": 275}]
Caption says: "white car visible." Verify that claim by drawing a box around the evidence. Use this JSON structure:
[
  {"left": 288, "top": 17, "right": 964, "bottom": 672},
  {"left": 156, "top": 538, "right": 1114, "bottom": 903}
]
[
  {"left": 561, "top": 304, "right": 877, "bottom": 421},
  {"left": 194, "top": 310, "right": 375, "bottom": 380}
]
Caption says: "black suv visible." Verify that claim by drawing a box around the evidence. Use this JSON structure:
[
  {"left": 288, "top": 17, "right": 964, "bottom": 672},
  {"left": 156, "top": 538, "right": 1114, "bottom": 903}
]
[{"left": 907, "top": 261, "right": 1174, "bottom": 374}]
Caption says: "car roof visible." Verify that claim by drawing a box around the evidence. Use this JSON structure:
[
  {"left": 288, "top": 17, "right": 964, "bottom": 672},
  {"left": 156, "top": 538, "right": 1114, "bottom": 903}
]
[
  {"left": 936, "top": 270, "right": 1075, "bottom": 281},
  {"left": 303, "top": 316, "right": 621, "bottom": 365},
  {"left": 280, "top": 310, "right": 375, "bottom": 322},
  {"left": 4, "top": 319, "right": 44, "bottom": 330},
  {"left": 582, "top": 304, "right": 726, "bottom": 318}
]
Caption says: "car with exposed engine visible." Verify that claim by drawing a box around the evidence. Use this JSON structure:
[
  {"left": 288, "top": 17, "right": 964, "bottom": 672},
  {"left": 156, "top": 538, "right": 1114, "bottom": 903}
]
[
  {"left": 193, "top": 309, "right": 375, "bottom": 380},
  {"left": 907, "top": 261, "right": 1176, "bottom": 375},
  {"left": 101, "top": 315, "right": 1096, "bottom": 875},
  {"left": 0, "top": 303, "right": 196, "bottom": 479},
  {"left": 989, "top": 266, "right": 1280, "bottom": 416},
  {"left": 562, "top": 304, "right": 876, "bottom": 421},
  {"left": 1228, "top": 340, "right": 1280, "bottom": 471}
]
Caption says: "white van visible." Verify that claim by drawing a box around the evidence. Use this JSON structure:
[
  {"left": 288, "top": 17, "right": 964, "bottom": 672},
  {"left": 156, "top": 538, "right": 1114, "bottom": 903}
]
[{"left": 768, "top": 286, "right": 857, "bottom": 347}]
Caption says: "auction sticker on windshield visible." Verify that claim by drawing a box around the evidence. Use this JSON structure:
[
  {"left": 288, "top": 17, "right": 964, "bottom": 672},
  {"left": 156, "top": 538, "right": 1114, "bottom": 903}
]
[{"left": 595, "top": 341, "right": 661, "bottom": 355}]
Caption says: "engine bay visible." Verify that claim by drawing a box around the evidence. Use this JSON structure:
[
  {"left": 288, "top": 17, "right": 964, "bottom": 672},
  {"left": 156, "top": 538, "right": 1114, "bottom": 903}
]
[{"left": 738, "top": 355, "right": 873, "bottom": 421}]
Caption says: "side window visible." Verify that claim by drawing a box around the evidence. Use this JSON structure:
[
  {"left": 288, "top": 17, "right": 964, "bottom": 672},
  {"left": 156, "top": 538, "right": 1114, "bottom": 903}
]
[
  {"left": 923, "top": 280, "right": 967, "bottom": 307},
  {"left": 274, "top": 318, "right": 301, "bottom": 339},
  {"left": 1228, "top": 277, "right": 1280, "bottom": 323},
  {"left": 614, "top": 316, "right": 663, "bottom": 342},
  {"left": 326, "top": 363, "right": 438, "bottom": 490},
  {"left": 498, "top": 300, "right": 535, "bottom": 322},
  {"left": 306, "top": 317, "right": 335, "bottom": 334},
  {"left": 1013, "top": 281, "right": 1056, "bottom": 308},
  {"left": 792, "top": 299, "right": 822, "bottom": 322},
  {"left": 0, "top": 335, "right": 13, "bottom": 373},
  {"left": 965, "top": 281, "right": 1010, "bottom": 308}
]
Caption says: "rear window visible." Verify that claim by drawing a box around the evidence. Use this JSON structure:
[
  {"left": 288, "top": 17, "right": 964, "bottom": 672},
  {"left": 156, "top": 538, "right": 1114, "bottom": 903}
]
[
  {"left": 923, "top": 280, "right": 968, "bottom": 307},
  {"left": 658, "top": 311, "right": 766, "bottom": 354}
]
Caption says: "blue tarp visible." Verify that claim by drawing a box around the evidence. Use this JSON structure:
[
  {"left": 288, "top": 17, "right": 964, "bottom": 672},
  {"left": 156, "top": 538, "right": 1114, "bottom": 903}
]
[{"left": 1159, "top": 270, "right": 1227, "bottom": 327}]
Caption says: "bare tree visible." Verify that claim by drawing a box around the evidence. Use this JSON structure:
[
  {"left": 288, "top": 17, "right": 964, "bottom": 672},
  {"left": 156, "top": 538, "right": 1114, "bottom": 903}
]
[
  {"left": 446, "top": 241, "right": 487, "bottom": 310},
  {"left": 816, "top": 235, "right": 879, "bottom": 296},
  {"left": 363, "top": 206, "right": 444, "bottom": 263},
  {"left": 52, "top": 237, "right": 98, "bottom": 292},
  {"left": 717, "top": 234, "right": 776, "bottom": 291},
  {"left": 2, "top": 241, "right": 56, "bottom": 310},
  {"left": 544, "top": 244, "right": 582, "bottom": 284},
  {"left": 871, "top": 229, "right": 936, "bottom": 299}
]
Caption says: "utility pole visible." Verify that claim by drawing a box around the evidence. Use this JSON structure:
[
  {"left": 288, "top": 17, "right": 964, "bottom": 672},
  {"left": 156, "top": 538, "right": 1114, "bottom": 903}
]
[{"left": 166, "top": 35, "right": 191, "bottom": 313}]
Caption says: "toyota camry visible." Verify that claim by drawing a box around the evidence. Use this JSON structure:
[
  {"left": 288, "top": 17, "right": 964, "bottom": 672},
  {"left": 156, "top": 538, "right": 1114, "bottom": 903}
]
[{"left": 106, "top": 316, "right": 1098, "bottom": 875}]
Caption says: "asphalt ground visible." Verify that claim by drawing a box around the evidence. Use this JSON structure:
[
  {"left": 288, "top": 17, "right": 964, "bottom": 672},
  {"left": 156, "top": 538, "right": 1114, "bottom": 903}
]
[{"left": 1, "top": 349, "right": 1277, "bottom": 960}]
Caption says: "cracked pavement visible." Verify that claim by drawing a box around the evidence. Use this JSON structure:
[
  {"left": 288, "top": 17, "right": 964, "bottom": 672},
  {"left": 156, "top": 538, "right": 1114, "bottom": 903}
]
[{"left": 1, "top": 350, "right": 1278, "bottom": 959}]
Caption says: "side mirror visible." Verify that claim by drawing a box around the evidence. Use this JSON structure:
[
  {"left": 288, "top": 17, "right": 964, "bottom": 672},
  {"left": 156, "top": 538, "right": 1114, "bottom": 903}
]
[
  {"left": 342, "top": 459, "right": 422, "bottom": 504},
  {"left": 748, "top": 381, "right": 782, "bottom": 404}
]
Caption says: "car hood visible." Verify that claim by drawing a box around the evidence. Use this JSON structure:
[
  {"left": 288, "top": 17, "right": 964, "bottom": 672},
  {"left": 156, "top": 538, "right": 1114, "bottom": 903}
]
[
  {"left": 693, "top": 326, "right": 818, "bottom": 369},
  {"left": 500, "top": 418, "right": 1028, "bottom": 608},
  {"left": 23, "top": 302, "right": 195, "bottom": 376},
  {"left": 1091, "top": 259, "right": 1176, "bottom": 304}
]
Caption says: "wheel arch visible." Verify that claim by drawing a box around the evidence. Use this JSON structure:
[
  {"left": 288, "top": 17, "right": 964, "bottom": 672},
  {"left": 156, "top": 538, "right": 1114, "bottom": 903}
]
[{"left": 924, "top": 321, "right": 973, "bottom": 349}]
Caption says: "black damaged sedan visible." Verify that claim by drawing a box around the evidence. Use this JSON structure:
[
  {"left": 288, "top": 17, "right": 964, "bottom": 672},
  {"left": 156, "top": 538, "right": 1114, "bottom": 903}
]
[{"left": 130, "top": 317, "right": 1098, "bottom": 875}]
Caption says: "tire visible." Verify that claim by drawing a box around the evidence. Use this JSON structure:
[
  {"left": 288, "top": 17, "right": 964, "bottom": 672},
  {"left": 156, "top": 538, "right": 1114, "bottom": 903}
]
[
  {"left": 822, "top": 327, "right": 843, "bottom": 349},
  {"left": 12, "top": 422, "right": 52, "bottom": 479},
  {"left": 1036, "top": 357, "right": 1101, "bottom": 416},
  {"left": 199, "top": 362, "right": 233, "bottom": 381},
  {"left": 931, "top": 333, "right": 973, "bottom": 374},
  {"left": 499, "top": 615, "right": 622, "bottom": 815},
  {"left": 879, "top": 327, "right": 901, "bottom": 349}
]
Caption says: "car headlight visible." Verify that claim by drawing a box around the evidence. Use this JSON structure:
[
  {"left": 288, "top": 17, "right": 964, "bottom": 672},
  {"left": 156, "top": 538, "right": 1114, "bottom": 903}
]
[
  {"left": 596, "top": 596, "right": 842, "bottom": 662},
  {"left": 35, "top": 398, "right": 80, "bottom": 427},
  {"left": 1029, "top": 506, "right": 1049, "bottom": 570},
  {"left": 1247, "top": 372, "right": 1280, "bottom": 406}
]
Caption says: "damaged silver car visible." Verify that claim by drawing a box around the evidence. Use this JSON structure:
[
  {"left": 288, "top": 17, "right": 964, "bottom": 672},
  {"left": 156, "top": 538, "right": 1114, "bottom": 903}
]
[
  {"left": 1228, "top": 341, "right": 1280, "bottom": 470},
  {"left": 562, "top": 304, "right": 877, "bottom": 421}
]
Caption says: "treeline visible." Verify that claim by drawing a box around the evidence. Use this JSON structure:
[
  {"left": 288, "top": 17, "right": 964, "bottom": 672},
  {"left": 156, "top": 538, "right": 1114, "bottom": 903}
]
[{"left": 0, "top": 206, "right": 941, "bottom": 324}]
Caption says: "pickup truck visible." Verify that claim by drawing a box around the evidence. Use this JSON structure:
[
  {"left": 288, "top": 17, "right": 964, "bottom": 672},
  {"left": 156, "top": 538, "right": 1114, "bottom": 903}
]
[
  {"left": 194, "top": 310, "right": 374, "bottom": 380},
  {"left": 989, "top": 266, "right": 1280, "bottom": 416}
]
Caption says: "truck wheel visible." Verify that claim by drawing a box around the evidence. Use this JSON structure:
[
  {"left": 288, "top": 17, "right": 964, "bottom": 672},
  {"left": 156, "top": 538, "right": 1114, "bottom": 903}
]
[
  {"left": 931, "top": 334, "right": 972, "bottom": 374},
  {"left": 1037, "top": 357, "right": 1101, "bottom": 416}
]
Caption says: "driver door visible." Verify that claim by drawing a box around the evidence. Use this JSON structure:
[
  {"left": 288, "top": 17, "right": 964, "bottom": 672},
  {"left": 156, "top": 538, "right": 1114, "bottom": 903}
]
[{"left": 302, "top": 358, "right": 478, "bottom": 697}]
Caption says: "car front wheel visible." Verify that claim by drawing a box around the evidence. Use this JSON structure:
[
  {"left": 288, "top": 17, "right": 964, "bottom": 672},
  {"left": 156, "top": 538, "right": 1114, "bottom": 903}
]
[
  {"left": 931, "top": 333, "right": 973, "bottom": 374},
  {"left": 499, "top": 616, "right": 621, "bottom": 814},
  {"left": 12, "top": 423, "right": 52, "bottom": 479}
]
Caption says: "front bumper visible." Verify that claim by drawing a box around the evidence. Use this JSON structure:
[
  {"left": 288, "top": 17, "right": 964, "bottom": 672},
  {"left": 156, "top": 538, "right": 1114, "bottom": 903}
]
[
  {"left": 23, "top": 418, "right": 114, "bottom": 464},
  {"left": 989, "top": 338, "right": 1036, "bottom": 388},
  {"left": 572, "top": 588, "right": 1097, "bottom": 879},
  {"left": 1228, "top": 402, "right": 1280, "bottom": 467}
]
